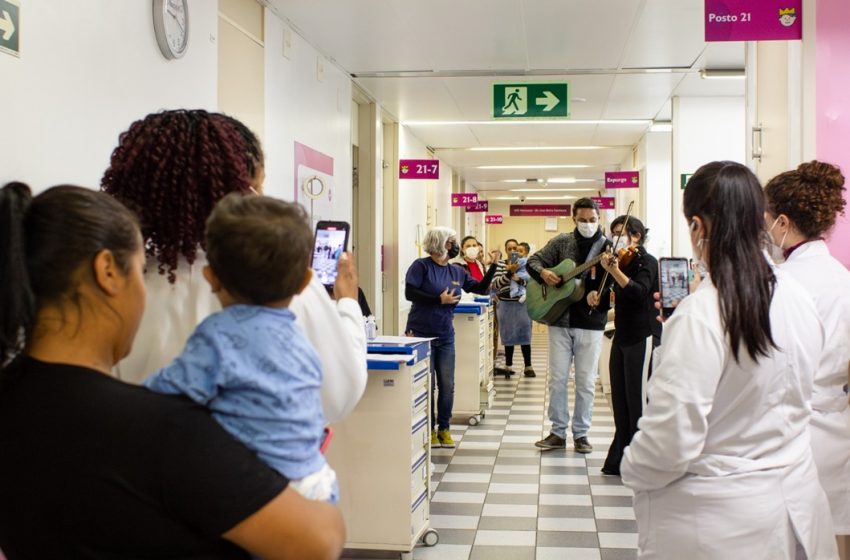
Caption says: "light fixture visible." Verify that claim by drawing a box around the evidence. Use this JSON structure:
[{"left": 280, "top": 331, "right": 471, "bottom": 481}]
[
  {"left": 699, "top": 69, "right": 746, "bottom": 80},
  {"left": 477, "top": 164, "right": 590, "bottom": 170},
  {"left": 508, "top": 188, "right": 583, "bottom": 192},
  {"left": 402, "top": 119, "right": 652, "bottom": 126},
  {"left": 491, "top": 195, "right": 575, "bottom": 201},
  {"left": 649, "top": 121, "right": 673, "bottom": 132},
  {"left": 467, "top": 146, "right": 606, "bottom": 152},
  {"left": 500, "top": 178, "right": 598, "bottom": 184}
]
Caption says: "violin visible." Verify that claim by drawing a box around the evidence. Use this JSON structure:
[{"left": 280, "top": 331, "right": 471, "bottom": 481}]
[{"left": 611, "top": 245, "right": 638, "bottom": 269}]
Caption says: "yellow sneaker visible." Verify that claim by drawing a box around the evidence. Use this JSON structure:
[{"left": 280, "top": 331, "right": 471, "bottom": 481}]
[
  {"left": 437, "top": 430, "right": 455, "bottom": 448},
  {"left": 431, "top": 430, "right": 440, "bottom": 448}
]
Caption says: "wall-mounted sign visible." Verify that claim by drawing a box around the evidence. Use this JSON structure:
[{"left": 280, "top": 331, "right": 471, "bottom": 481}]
[
  {"left": 604, "top": 171, "right": 639, "bottom": 189},
  {"left": 510, "top": 204, "right": 571, "bottom": 217},
  {"left": 0, "top": 0, "right": 20, "bottom": 58},
  {"left": 466, "top": 201, "right": 489, "bottom": 213},
  {"left": 680, "top": 173, "right": 694, "bottom": 189},
  {"left": 399, "top": 159, "right": 439, "bottom": 180},
  {"left": 451, "top": 193, "right": 478, "bottom": 207},
  {"left": 485, "top": 215, "right": 503, "bottom": 224},
  {"left": 591, "top": 196, "right": 616, "bottom": 210},
  {"left": 492, "top": 83, "right": 569, "bottom": 119},
  {"left": 705, "top": 0, "right": 801, "bottom": 42}
]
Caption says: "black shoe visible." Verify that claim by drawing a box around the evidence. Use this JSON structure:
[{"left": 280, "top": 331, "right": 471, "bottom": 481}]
[
  {"left": 535, "top": 433, "right": 567, "bottom": 450},
  {"left": 523, "top": 367, "right": 536, "bottom": 378},
  {"left": 601, "top": 467, "right": 620, "bottom": 476},
  {"left": 495, "top": 366, "right": 514, "bottom": 377},
  {"left": 573, "top": 437, "right": 593, "bottom": 454}
]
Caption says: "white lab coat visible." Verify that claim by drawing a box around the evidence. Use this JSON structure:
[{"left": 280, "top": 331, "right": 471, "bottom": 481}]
[
  {"left": 117, "top": 253, "right": 367, "bottom": 423},
  {"left": 621, "top": 270, "right": 838, "bottom": 560},
  {"left": 781, "top": 240, "right": 850, "bottom": 534}
]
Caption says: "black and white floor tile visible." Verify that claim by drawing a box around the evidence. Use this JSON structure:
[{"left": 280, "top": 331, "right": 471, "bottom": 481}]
[{"left": 416, "top": 333, "right": 637, "bottom": 560}]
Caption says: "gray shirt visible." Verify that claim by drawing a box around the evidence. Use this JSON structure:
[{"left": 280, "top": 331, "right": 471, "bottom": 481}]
[{"left": 526, "top": 234, "right": 580, "bottom": 328}]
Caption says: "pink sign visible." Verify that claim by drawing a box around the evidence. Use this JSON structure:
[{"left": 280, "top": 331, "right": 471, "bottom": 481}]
[
  {"left": 591, "top": 196, "right": 616, "bottom": 210},
  {"left": 705, "top": 0, "right": 802, "bottom": 42},
  {"left": 485, "top": 215, "right": 503, "bottom": 224},
  {"left": 399, "top": 159, "right": 439, "bottom": 180},
  {"left": 451, "top": 193, "right": 478, "bottom": 207},
  {"left": 605, "top": 171, "right": 639, "bottom": 189},
  {"left": 466, "top": 201, "right": 489, "bottom": 213},
  {"left": 510, "top": 204, "right": 571, "bottom": 217}
]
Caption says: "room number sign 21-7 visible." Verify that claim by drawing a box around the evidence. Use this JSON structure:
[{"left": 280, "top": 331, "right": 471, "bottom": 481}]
[{"left": 399, "top": 159, "right": 439, "bottom": 180}]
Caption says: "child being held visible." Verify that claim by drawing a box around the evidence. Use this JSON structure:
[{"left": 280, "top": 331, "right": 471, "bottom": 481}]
[
  {"left": 510, "top": 242, "right": 531, "bottom": 303},
  {"left": 145, "top": 193, "right": 337, "bottom": 503}
]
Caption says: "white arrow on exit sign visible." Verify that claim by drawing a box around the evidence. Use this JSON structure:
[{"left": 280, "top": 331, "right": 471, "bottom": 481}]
[
  {"left": 0, "top": 10, "right": 15, "bottom": 41},
  {"left": 535, "top": 91, "right": 559, "bottom": 112}
]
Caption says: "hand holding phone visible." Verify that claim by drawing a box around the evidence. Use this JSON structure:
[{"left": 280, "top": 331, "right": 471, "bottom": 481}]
[
  {"left": 312, "top": 221, "right": 350, "bottom": 291},
  {"left": 659, "top": 257, "right": 690, "bottom": 318}
]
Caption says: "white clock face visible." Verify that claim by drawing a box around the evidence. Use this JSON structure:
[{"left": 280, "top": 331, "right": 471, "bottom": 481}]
[{"left": 154, "top": 0, "right": 189, "bottom": 59}]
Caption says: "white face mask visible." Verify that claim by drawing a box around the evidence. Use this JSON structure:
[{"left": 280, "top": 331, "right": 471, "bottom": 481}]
[
  {"left": 464, "top": 246, "right": 480, "bottom": 260},
  {"left": 613, "top": 237, "right": 629, "bottom": 252},
  {"left": 767, "top": 216, "right": 788, "bottom": 263},
  {"left": 576, "top": 222, "right": 598, "bottom": 238}
]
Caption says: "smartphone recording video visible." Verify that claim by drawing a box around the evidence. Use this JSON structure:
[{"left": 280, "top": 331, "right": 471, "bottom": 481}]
[
  {"left": 312, "top": 221, "right": 350, "bottom": 289},
  {"left": 659, "top": 257, "right": 690, "bottom": 318}
]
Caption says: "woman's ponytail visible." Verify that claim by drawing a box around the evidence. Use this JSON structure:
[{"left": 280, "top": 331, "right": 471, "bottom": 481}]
[{"left": 0, "top": 182, "right": 35, "bottom": 366}]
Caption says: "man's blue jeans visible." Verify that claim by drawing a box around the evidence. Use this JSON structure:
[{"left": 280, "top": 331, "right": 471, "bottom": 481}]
[
  {"left": 547, "top": 327, "right": 603, "bottom": 440},
  {"left": 430, "top": 339, "right": 456, "bottom": 431}
]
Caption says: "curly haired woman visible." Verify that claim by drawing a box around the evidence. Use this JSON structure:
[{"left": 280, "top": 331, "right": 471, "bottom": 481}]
[
  {"left": 765, "top": 160, "right": 850, "bottom": 556},
  {"left": 102, "top": 110, "right": 366, "bottom": 423}
]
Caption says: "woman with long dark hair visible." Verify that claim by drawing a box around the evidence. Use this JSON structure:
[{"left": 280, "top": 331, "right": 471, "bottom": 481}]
[
  {"left": 621, "top": 162, "right": 837, "bottom": 559},
  {"left": 102, "top": 110, "right": 366, "bottom": 423},
  {"left": 765, "top": 160, "right": 850, "bottom": 555},
  {"left": 587, "top": 216, "right": 659, "bottom": 476},
  {"left": 0, "top": 183, "right": 343, "bottom": 558}
]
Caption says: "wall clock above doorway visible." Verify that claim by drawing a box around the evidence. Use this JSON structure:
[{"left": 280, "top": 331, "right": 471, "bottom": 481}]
[{"left": 153, "top": 0, "right": 189, "bottom": 59}]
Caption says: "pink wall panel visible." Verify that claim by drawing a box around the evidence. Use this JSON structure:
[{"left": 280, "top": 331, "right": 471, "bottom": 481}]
[{"left": 816, "top": 0, "right": 850, "bottom": 267}]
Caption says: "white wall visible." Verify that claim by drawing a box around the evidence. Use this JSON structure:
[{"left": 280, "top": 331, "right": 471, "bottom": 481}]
[
  {"left": 264, "top": 12, "right": 352, "bottom": 223},
  {"left": 0, "top": 0, "right": 218, "bottom": 191},
  {"left": 642, "top": 131, "right": 673, "bottom": 258},
  {"left": 672, "top": 96, "right": 746, "bottom": 256}
]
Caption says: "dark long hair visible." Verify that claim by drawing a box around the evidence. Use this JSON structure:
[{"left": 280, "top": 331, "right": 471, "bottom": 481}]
[
  {"left": 684, "top": 161, "right": 776, "bottom": 363},
  {"left": 101, "top": 110, "right": 261, "bottom": 282},
  {"left": 0, "top": 183, "right": 140, "bottom": 367}
]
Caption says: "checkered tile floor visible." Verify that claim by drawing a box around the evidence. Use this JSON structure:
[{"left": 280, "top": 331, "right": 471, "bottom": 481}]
[{"left": 345, "top": 332, "right": 636, "bottom": 560}]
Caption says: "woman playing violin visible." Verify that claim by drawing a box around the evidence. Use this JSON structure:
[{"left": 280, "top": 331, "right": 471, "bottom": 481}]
[{"left": 587, "top": 215, "right": 660, "bottom": 476}]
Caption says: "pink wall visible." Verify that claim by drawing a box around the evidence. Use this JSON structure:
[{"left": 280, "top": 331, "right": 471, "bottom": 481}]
[{"left": 816, "top": 0, "right": 850, "bottom": 268}]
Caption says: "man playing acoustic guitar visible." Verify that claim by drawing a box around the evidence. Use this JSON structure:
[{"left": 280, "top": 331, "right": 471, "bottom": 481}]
[{"left": 527, "top": 198, "right": 612, "bottom": 453}]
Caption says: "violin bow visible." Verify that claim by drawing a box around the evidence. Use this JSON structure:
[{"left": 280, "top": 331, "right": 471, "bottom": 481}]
[{"left": 589, "top": 200, "right": 634, "bottom": 315}]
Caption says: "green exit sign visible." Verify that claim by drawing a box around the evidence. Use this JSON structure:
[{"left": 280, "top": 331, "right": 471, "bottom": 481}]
[
  {"left": 492, "top": 83, "right": 569, "bottom": 119},
  {"left": 680, "top": 173, "right": 693, "bottom": 189}
]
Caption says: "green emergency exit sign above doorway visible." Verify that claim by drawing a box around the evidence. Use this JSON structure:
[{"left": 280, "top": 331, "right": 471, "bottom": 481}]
[{"left": 492, "top": 83, "right": 569, "bottom": 119}]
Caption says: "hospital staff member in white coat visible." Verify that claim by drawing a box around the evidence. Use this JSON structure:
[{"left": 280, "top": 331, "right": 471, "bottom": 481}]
[
  {"left": 765, "top": 160, "right": 850, "bottom": 558},
  {"left": 621, "top": 161, "right": 838, "bottom": 560}
]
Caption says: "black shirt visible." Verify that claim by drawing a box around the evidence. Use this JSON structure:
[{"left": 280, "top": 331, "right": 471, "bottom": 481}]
[
  {"left": 612, "top": 246, "right": 662, "bottom": 346},
  {"left": 0, "top": 357, "right": 288, "bottom": 559}
]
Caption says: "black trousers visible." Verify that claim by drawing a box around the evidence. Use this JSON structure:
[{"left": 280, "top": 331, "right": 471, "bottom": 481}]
[
  {"left": 505, "top": 344, "right": 531, "bottom": 367},
  {"left": 603, "top": 337, "right": 648, "bottom": 474}
]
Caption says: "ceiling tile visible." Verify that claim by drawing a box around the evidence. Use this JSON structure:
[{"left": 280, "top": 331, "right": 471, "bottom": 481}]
[
  {"left": 620, "top": 0, "right": 705, "bottom": 69},
  {"left": 522, "top": 0, "right": 642, "bottom": 69},
  {"left": 602, "top": 73, "right": 687, "bottom": 119}
]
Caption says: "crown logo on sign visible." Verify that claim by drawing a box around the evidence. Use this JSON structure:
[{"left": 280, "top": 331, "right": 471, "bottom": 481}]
[{"left": 779, "top": 8, "right": 796, "bottom": 16}]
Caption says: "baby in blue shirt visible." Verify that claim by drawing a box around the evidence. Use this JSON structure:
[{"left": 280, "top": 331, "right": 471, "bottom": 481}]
[
  {"left": 510, "top": 242, "right": 531, "bottom": 302},
  {"left": 145, "top": 193, "right": 337, "bottom": 503}
]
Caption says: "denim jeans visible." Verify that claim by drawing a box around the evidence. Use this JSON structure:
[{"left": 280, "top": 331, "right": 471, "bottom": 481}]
[
  {"left": 547, "top": 327, "right": 603, "bottom": 440},
  {"left": 430, "top": 339, "right": 456, "bottom": 431}
]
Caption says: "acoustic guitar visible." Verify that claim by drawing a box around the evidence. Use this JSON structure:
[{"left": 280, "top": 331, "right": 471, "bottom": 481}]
[{"left": 525, "top": 254, "right": 606, "bottom": 324}]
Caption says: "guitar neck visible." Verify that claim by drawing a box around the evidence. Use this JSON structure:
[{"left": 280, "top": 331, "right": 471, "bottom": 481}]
[{"left": 562, "top": 254, "right": 604, "bottom": 282}]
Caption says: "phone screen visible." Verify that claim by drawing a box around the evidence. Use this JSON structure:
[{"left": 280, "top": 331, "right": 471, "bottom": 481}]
[
  {"left": 312, "top": 222, "right": 350, "bottom": 288},
  {"left": 659, "top": 258, "right": 690, "bottom": 317},
  {"left": 510, "top": 252, "right": 518, "bottom": 264}
]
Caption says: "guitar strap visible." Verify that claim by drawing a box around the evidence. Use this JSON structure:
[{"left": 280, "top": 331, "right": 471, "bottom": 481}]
[{"left": 580, "top": 236, "right": 607, "bottom": 279}]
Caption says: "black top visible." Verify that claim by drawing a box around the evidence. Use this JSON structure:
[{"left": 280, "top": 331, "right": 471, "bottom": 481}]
[
  {"left": 612, "top": 246, "right": 662, "bottom": 346},
  {"left": 0, "top": 357, "right": 288, "bottom": 559}
]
